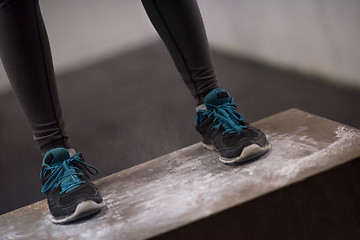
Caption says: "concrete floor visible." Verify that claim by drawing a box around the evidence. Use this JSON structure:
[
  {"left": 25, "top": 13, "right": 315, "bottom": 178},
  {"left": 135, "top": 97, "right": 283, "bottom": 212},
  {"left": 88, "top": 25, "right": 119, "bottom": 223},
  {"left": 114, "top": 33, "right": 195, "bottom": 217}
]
[{"left": 1, "top": 42, "right": 360, "bottom": 216}]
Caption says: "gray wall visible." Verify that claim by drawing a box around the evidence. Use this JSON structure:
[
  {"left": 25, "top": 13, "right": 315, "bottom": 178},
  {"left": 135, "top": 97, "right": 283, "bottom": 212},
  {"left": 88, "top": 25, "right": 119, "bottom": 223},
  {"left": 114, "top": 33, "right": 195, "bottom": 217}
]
[
  {"left": 0, "top": 0, "right": 157, "bottom": 92},
  {"left": 1, "top": 0, "right": 360, "bottom": 92},
  {"left": 200, "top": 0, "right": 360, "bottom": 88}
]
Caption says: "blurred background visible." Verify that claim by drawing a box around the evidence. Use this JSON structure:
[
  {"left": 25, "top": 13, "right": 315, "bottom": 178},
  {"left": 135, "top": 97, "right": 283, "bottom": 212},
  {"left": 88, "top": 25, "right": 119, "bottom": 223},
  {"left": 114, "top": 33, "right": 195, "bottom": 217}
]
[{"left": 0, "top": 0, "right": 359, "bottom": 215}]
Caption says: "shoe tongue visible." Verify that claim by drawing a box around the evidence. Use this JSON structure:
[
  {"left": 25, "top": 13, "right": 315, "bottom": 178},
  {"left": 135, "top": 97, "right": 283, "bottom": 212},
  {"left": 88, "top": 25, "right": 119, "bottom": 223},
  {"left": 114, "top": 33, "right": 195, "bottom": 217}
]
[
  {"left": 204, "top": 88, "right": 231, "bottom": 110},
  {"left": 44, "top": 148, "right": 70, "bottom": 165}
]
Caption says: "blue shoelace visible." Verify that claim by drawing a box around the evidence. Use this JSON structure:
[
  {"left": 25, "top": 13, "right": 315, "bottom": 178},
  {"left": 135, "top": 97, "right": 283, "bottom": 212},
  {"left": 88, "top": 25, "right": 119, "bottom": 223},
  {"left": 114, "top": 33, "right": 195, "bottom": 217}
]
[
  {"left": 199, "top": 99, "right": 247, "bottom": 134},
  {"left": 41, "top": 153, "right": 98, "bottom": 195}
]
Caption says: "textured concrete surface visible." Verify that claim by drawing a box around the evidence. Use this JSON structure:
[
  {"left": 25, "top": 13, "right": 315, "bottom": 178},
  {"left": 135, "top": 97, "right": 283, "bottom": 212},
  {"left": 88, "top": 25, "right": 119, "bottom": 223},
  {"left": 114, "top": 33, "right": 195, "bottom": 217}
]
[
  {"left": 1, "top": 109, "right": 360, "bottom": 240},
  {"left": 155, "top": 155, "right": 360, "bottom": 239}
]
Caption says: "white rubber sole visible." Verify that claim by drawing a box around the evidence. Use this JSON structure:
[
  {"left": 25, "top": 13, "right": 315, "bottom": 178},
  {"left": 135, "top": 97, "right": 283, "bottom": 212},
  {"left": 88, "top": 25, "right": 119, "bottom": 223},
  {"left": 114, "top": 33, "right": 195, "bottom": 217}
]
[
  {"left": 50, "top": 200, "right": 106, "bottom": 224},
  {"left": 202, "top": 142, "right": 271, "bottom": 164}
]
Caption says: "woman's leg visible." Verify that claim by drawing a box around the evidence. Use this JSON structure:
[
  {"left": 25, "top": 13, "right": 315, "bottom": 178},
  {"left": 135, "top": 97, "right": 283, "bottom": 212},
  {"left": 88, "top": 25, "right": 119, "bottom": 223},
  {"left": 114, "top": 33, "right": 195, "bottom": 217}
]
[
  {"left": 141, "top": 0, "right": 218, "bottom": 105},
  {"left": 0, "top": 0, "right": 69, "bottom": 154},
  {"left": 142, "top": 0, "right": 271, "bottom": 164},
  {"left": 0, "top": 1, "right": 105, "bottom": 223}
]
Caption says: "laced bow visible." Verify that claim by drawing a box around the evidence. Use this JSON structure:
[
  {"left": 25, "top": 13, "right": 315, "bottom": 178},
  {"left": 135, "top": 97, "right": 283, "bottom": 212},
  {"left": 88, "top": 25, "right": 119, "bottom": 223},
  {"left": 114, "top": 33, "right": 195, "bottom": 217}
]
[
  {"left": 201, "top": 100, "right": 247, "bottom": 134},
  {"left": 41, "top": 153, "right": 98, "bottom": 195}
]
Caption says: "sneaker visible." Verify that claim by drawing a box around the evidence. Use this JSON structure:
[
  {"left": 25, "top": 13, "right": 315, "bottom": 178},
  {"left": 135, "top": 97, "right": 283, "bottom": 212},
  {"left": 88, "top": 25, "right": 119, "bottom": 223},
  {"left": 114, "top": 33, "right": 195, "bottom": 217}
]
[
  {"left": 195, "top": 88, "right": 271, "bottom": 164},
  {"left": 40, "top": 148, "right": 105, "bottom": 224}
]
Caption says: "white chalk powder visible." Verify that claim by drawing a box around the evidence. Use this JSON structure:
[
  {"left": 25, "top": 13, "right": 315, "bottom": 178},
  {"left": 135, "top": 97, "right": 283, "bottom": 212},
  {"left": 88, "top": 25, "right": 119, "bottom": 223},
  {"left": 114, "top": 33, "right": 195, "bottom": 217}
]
[{"left": 2, "top": 119, "right": 360, "bottom": 240}]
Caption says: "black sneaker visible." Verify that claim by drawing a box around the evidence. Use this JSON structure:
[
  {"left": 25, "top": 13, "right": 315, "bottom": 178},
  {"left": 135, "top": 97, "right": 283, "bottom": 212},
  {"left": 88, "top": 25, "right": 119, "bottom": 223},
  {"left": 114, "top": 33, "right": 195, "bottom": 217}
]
[
  {"left": 195, "top": 88, "right": 271, "bottom": 164},
  {"left": 40, "top": 148, "right": 105, "bottom": 224}
]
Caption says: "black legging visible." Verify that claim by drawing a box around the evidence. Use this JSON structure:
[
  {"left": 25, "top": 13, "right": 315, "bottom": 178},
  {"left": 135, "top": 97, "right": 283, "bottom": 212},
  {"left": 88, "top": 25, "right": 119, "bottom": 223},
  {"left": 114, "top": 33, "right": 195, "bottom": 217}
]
[{"left": 0, "top": 0, "right": 218, "bottom": 154}]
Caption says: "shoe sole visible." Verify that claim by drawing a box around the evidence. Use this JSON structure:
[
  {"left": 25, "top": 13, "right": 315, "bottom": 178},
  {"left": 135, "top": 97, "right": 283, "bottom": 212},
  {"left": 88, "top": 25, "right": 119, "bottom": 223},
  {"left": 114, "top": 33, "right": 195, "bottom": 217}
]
[
  {"left": 50, "top": 200, "right": 106, "bottom": 224},
  {"left": 201, "top": 142, "right": 271, "bottom": 164}
]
